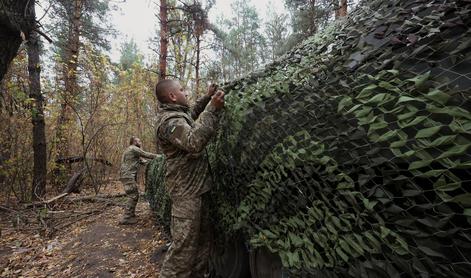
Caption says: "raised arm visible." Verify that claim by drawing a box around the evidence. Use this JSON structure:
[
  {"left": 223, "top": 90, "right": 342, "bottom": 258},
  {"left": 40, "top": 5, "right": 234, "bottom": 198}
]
[
  {"left": 190, "top": 84, "right": 218, "bottom": 120},
  {"left": 161, "top": 105, "right": 221, "bottom": 153},
  {"left": 190, "top": 95, "right": 211, "bottom": 120},
  {"left": 132, "top": 146, "right": 158, "bottom": 159}
]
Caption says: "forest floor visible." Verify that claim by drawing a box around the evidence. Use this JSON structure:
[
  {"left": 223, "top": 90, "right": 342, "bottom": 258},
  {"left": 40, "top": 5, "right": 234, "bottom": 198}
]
[{"left": 0, "top": 181, "right": 169, "bottom": 277}]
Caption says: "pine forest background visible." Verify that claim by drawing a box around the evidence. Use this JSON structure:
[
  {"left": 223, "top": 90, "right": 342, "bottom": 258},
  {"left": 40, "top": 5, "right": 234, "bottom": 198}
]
[{"left": 0, "top": 0, "right": 351, "bottom": 201}]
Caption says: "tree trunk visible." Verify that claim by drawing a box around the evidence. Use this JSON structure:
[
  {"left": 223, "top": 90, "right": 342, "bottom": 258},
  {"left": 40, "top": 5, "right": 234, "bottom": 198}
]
[
  {"left": 159, "top": 0, "right": 168, "bottom": 80},
  {"left": 195, "top": 33, "right": 201, "bottom": 95},
  {"left": 308, "top": 0, "right": 317, "bottom": 35},
  {"left": 335, "top": 0, "right": 348, "bottom": 19},
  {"left": 0, "top": 30, "right": 21, "bottom": 83},
  {"left": 0, "top": 0, "right": 31, "bottom": 82},
  {"left": 56, "top": 0, "right": 83, "bottom": 161},
  {"left": 27, "top": 3, "right": 47, "bottom": 199}
]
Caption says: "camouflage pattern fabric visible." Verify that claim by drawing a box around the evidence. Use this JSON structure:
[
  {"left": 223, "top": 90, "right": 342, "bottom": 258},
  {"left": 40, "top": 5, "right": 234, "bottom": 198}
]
[
  {"left": 159, "top": 196, "right": 211, "bottom": 278},
  {"left": 121, "top": 178, "right": 139, "bottom": 219},
  {"left": 148, "top": 1, "right": 471, "bottom": 276},
  {"left": 119, "top": 145, "right": 158, "bottom": 219},
  {"left": 120, "top": 145, "right": 158, "bottom": 180},
  {"left": 145, "top": 155, "right": 171, "bottom": 232},
  {"left": 156, "top": 96, "right": 220, "bottom": 277},
  {"left": 156, "top": 96, "right": 220, "bottom": 199},
  {"left": 204, "top": 1, "right": 471, "bottom": 276}
]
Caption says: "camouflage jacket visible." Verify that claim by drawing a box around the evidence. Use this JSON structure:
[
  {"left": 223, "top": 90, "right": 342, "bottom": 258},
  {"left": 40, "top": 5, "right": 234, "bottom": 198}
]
[
  {"left": 120, "top": 145, "right": 158, "bottom": 180},
  {"left": 156, "top": 95, "right": 221, "bottom": 199}
]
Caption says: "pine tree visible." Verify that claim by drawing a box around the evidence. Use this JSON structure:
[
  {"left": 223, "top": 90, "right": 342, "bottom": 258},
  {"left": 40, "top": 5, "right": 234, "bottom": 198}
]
[
  {"left": 27, "top": 5, "right": 47, "bottom": 199},
  {"left": 264, "top": 8, "right": 290, "bottom": 60},
  {"left": 47, "top": 0, "right": 114, "bottom": 186},
  {"left": 212, "top": 0, "right": 264, "bottom": 80},
  {"left": 119, "top": 39, "right": 142, "bottom": 71}
]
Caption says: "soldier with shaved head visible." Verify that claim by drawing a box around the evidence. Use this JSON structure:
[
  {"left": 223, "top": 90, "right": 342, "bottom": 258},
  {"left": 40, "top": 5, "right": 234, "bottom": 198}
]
[{"left": 155, "top": 79, "right": 224, "bottom": 278}]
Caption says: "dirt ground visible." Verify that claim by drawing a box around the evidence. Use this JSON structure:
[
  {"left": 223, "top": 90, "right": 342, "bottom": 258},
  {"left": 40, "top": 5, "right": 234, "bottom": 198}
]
[{"left": 0, "top": 182, "right": 169, "bottom": 278}]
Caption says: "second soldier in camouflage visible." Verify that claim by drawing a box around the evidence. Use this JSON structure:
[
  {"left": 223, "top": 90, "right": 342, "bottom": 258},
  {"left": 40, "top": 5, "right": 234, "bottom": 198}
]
[{"left": 119, "top": 136, "right": 160, "bottom": 225}]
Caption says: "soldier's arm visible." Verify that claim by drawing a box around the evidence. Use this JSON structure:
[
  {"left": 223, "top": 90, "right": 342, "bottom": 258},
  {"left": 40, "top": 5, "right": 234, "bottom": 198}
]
[
  {"left": 132, "top": 146, "right": 158, "bottom": 160},
  {"left": 160, "top": 104, "right": 221, "bottom": 153},
  {"left": 190, "top": 84, "right": 218, "bottom": 120},
  {"left": 190, "top": 95, "right": 211, "bottom": 120}
]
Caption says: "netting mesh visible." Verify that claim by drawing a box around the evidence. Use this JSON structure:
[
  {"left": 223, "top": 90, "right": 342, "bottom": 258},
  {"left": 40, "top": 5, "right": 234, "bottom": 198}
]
[
  {"left": 147, "top": 0, "right": 471, "bottom": 276},
  {"left": 145, "top": 155, "right": 171, "bottom": 234}
]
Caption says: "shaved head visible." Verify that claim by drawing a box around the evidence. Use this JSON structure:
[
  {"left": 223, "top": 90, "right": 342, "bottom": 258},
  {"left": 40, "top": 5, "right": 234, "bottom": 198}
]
[
  {"left": 155, "top": 79, "right": 190, "bottom": 107},
  {"left": 155, "top": 79, "right": 177, "bottom": 103},
  {"left": 129, "top": 136, "right": 142, "bottom": 147}
]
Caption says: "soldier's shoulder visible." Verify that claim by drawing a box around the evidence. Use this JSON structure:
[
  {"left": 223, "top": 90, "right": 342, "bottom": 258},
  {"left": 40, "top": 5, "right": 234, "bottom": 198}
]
[
  {"left": 158, "top": 111, "right": 186, "bottom": 125},
  {"left": 124, "top": 145, "right": 134, "bottom": 152},
  {"left": 122, "top": 145, "right": 134, "bottom": 157},
  {"left": 160, "top": 117, "right": 187, "bottom": 138},
  {"left": 129, "top": 145, "right": 144, "bottom": 153}
]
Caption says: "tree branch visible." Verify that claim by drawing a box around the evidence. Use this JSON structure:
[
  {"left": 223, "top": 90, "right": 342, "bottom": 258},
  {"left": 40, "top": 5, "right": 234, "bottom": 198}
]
[{"left": 33, "top": 27, "right": 53, "bottom": 43}]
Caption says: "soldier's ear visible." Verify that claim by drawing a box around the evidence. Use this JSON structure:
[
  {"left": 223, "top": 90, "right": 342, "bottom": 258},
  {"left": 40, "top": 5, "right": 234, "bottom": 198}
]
[{"left": 168, "top": 91, "right": 178, "bottom": 103}]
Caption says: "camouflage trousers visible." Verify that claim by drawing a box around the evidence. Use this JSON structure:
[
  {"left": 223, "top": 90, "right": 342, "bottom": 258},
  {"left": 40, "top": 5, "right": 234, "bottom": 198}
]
[
  {"left": 159, "top": 195, "right": 211, "bottom": 278},
  {"left": 121, "top": 178, "right": 139, "bottom": 219}
]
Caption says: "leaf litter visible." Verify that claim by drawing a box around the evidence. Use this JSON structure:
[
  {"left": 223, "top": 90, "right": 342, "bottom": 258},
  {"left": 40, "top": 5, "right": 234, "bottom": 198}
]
[{"left": 0, "top": 182, "right": 168, "bottom": 277}]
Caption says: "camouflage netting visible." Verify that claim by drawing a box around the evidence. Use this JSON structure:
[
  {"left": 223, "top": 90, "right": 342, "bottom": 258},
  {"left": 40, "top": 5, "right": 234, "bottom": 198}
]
[
  {"left": 145, "top": 155, "right": 171, "bottom": 234},
  {"left": 147, "top": 0, "right": 471, "bottom": 276}
]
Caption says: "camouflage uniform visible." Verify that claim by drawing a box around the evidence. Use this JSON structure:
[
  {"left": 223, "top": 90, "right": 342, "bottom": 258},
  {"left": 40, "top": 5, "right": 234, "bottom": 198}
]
[
  {"left": 120, "top": 145, "right": 158, "bottom": 221},
  {"left": 156, "top": 95, "right": 221, "bottom": 278}
]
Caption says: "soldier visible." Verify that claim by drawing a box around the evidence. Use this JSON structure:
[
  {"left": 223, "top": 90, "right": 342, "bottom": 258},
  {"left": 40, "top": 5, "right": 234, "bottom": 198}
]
[
  {"left": 119, "top": 136, "right": 159, "bottom": 225},
  {"left": 155, "top": 79, "right": 224, "bottom": 278}
]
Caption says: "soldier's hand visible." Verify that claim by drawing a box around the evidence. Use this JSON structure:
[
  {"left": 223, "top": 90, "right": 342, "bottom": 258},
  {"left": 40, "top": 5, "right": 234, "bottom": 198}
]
[
  {"left": 207, "top": 84, "right": 218, "bottom": 97},
  {"left": 211, "top": 90, "right": 225, "bottom": 110}
]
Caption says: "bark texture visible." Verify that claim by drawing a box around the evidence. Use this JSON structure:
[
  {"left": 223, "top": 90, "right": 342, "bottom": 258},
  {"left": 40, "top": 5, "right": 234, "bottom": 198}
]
[{"left": 0, "top": 0, "right": 33, "bottom": 82}]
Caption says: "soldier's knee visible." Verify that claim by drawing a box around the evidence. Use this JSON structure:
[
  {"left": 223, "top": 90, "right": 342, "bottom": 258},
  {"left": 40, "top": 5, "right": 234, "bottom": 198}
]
[{"left": 124, "top": 184, "right": 138, "bottom": 195}]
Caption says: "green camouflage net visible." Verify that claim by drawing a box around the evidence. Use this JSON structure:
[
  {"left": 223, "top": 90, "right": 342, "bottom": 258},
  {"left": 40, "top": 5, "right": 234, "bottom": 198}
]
[
  {"left": 145, "top": 155, "right": 171, "bottom": 234},
  {"left": 147, "top": 0, "right": 471, "bottom": 276},
  {"left": 207, "top": 0, "right": 471, "bottom": 276}
]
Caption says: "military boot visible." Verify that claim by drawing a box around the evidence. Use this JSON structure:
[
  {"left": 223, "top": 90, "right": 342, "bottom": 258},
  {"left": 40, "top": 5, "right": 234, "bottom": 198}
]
[{"left": 119, "top": 215, "right": 138, "bottom": 225}]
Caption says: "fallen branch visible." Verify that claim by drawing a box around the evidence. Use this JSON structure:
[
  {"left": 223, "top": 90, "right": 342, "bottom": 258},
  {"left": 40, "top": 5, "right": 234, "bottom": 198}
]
[
  {"left": 24, "top": 192, "right": 126, "bottom": 208},
  {"left": 45, "top": 192, "right": 69, "bottom": 203},
  {"left": 62, "top": 168, "right": 86, "bottom": 194},
  {"left": 0, "top": 205, "right": 18, "bottom": 213},
  {"left": 46, "top": 210, "right": 67, "bottom": 214},
  {"left": 25, "top": 193, "right": 69, "bottom": 208},
  {"left": 53, "top": 214, "right": 93, "bottom": 232},
  {"left": 55, "top": 156, "right": 113, "bottom": 166},
  {"left": 66, "top": 193, "right": 126, "bottom": 208},
  {"left": 53, "top": 208, "right": 107, "bottom": 231},
  {"left": 66, "top": 193, "right": 126, "bottom": 202}
]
